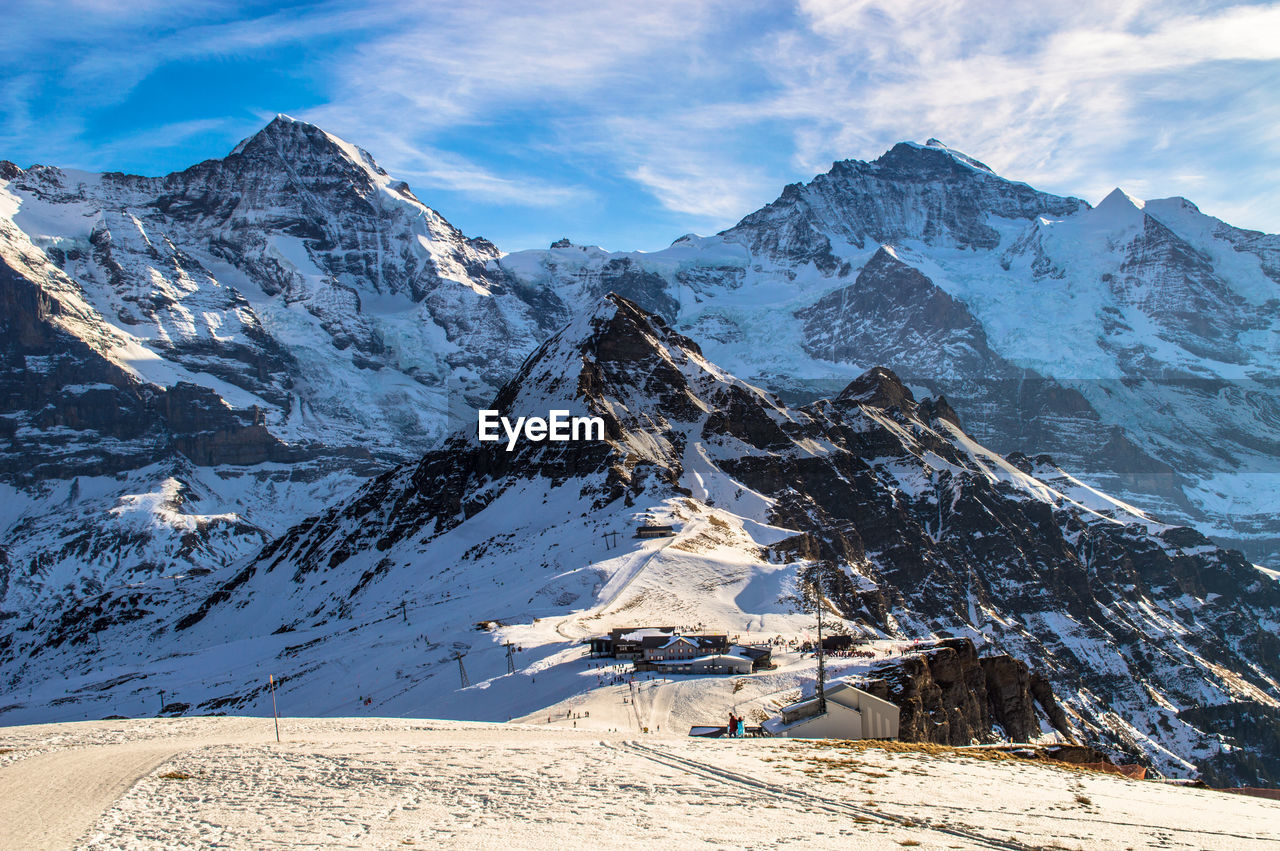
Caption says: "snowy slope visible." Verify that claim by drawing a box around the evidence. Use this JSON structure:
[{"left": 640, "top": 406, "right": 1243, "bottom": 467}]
[
  {"left": 4, "top": 296, "right": 1276, "bottom": 789},
  {"left": 5, "top": 718, "right": 1280, "bottom": 850},
  {"left": 0, "top": 117, "right": 570, "bottom": 643}
]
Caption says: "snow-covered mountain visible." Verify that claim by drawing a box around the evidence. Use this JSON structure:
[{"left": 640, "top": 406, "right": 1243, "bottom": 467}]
[
  {"left": 499, "top": 140, "right": 1280, "bottom": 568},
  {"left": 4, "top": 295, "right": 1277, "bottom": 787},
  {"left": 2, "top": 119, "right": 1278, "bottom": 785},
  {"left": 0, "top": 116, "right": 570, "bottom": 629},
  {"left": 3, "top": 119, "right": 1275, "bottom": 618}
]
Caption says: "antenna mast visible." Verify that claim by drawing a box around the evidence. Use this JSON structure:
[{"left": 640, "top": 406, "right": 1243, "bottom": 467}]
[{"left": 815, "top": 578, "right": 827, "bottom": 715}]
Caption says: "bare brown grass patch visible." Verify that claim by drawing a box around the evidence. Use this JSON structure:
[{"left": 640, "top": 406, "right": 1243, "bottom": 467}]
[{"left": 802, "top": 740, "right": 1137, "bottom": 781}]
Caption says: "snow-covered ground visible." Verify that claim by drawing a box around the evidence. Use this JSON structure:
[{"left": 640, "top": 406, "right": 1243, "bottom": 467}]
[{"left": 0, "top": 717, "right": 1275, "bottom": 850}]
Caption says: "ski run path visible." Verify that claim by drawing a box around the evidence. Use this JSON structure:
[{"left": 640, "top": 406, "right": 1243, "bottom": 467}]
[{"left": 1, "top": 717, "right": 1277, "bottom": 849}]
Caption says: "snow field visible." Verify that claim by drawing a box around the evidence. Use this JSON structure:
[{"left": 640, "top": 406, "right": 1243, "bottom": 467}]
[{"left": 1, "top": 717, "right": 1276, "bottom": 850}]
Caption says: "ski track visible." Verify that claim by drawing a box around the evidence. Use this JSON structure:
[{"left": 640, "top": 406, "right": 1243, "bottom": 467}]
[{"left": 614, "top": 740, "right": 1034, "bottom": 851}]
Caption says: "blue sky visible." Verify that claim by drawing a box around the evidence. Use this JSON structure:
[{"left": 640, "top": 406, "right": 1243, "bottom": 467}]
[{"left": 3, "top": 0, "right": 1279, "bottom": 251}]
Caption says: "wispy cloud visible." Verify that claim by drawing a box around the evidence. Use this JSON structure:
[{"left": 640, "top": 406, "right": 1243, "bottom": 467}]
[
  {"left": 4, "top": 0, "right": 1280, "bottom": 244},
  {"left": 627, "top": 163, "right": 765, "bottom": 222},
  {"left": 393, "top": 156, "right": 593, "bottom": 209},
  {"left": 765, "top": 0, "right": 1280, "bottom": 219}
]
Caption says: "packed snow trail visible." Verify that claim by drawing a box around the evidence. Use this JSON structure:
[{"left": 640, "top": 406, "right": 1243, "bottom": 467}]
[{"left": 0, "top": 741, "right": 188, "bottom": 849}]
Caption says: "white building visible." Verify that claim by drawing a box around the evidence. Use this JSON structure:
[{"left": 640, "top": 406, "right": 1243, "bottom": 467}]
[
  {"left": 763, "top": 680, "right": 899, "bottom": 740},
  {"left": 642, "top": 634, "right": 728, "bottom": 662},
  {"left": 648, "top": 653, "right": 753, "bottom": 675}
]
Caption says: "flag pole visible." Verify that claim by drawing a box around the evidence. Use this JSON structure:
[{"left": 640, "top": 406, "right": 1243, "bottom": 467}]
[{"left": 269, "top": 674, "right": 280, "bottom": 743}]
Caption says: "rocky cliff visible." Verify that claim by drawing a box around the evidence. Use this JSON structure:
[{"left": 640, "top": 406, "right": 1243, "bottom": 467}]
[{"left": 860, "top": 638, "right": 1071, "bottom": 747}]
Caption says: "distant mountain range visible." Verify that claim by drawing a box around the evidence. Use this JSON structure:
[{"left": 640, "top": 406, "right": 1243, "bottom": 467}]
[{"left": 1, "top": 118, "right": 1277, "bottom": 784}]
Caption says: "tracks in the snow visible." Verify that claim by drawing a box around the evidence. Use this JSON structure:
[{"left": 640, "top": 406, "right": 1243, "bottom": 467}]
[{"left": 613, "top": 740, "right": 1039, "bottom": 851}]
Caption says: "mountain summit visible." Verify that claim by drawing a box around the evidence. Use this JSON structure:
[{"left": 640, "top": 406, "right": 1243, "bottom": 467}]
[{"left": 498, "top": 138, "right": 1280, "bottom": 569}]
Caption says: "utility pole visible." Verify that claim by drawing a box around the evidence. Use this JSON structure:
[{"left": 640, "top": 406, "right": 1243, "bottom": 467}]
[
  {"left": 158, "top": 689, "right": 165, "bottom": 713},
  {"left": 454, "top": 652, "right": 471, "bottom": 689},
  {"left": 399, "top": 601, "right": 408, "bottom": 624},
  {"left": 602, "top": 530, "right": 618, "bottom": 550},
  {"left": 505, "top": 643, "right": 516, "bottom": 675}
]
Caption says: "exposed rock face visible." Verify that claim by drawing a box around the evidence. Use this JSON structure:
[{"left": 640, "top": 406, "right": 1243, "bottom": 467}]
[
  {"left": 102, "top": 295, "right": 1274, "bottom": 786},
  {"left": 0, "top": 256, "right": 299, "bottom": 478},
  {"left": 499, "top": 144, "right": 1280, "bottom": 568},
  {"left": 1179, "top": 701, "right": 1280, "bottom": 788},
  {"left": 860, "top": 638, "right": 1069, "bottom": 745},
  {"left": 0, "top": 116, "right": 560, "bottom": 640}
]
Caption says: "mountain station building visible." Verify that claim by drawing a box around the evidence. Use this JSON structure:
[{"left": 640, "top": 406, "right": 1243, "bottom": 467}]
[{"left": 763, "top": 680, "right": 900, "bottom": 740}]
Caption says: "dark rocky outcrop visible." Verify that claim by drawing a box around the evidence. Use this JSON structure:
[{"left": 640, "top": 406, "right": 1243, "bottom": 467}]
[
  {"left": 860, "top": 638, "right": 1072, "bottom": 745},
  {"left": 1180, "top": 702, "right": 1280, "bottom": 788}
]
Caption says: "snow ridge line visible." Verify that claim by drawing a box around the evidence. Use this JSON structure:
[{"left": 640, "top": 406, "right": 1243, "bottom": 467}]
[{"left": 614, "top": 740, "right": 1036, "bottom": 851}]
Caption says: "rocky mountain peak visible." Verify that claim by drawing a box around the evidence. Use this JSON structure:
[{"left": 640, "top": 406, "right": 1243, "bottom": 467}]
[
  {"left": 491, "top": 292, "right": 724, "bottom": 428},
  {"left": 1086, "top": 187, "right": 1151, "bottom": 235},
  {"left": 836, "top": 365, "right": 915, "bottom": 410},
  {"left": 917, "top": 394, "right": 962, "bottom": 427},
  {"left": 229, "top": 114, "right": 384, "bottom": 179},
  {"left": 723, "top": 140, "right": 1087, "bottom": 259},
  {"left": 588, "top": 292, "right": 700, "bottom": 361},
  {"left": 873, "top": 139, "right": 997, "bottom": 178}
]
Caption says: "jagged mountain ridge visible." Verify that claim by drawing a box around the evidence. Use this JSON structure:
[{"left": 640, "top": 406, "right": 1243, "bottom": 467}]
[
  {"left": 499, "top": 140, "right": 1280, "bottom": 567},
  {"left": 0, "top": 116, "right": 572, "bottom": 626},
  {"left": 7, "top": 295, "right": 1275, "bottom": 787}
]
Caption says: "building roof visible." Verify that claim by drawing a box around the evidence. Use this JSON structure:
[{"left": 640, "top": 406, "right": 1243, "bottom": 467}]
[
  {"left": 615, "top": 627, "right": 675, "bottom": 642},
  {"left": 650, "top": 653, "right": 751, "bottom": 667},
  {"left": 637, "top": 633, "right": 726, "bottom": 649},
  {"left": 774, "top": 679, "right": 895, "bottom": 717}
]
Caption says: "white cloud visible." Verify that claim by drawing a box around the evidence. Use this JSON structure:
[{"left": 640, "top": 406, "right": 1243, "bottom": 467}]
[
  {"left": 5, "top": 0, "right": 1280, "bottom": 238},
  {"left": 764, "top": 0, "right": 1280, "bottom": 221},
  {"left": 393, "top": 156, "right": 593, "bottom": 209},
  {"left": 627, "top": 163, "right": 764, "bottom": 223}
]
